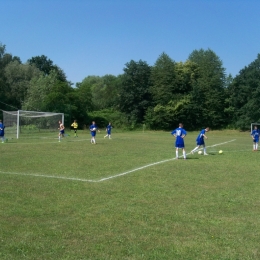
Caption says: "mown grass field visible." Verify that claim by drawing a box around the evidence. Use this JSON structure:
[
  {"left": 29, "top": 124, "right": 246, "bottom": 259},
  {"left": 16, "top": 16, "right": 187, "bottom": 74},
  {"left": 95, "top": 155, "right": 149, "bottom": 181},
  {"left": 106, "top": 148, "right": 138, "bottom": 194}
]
[{"left": 0, "top": 129, "right": 260, "bottom": 259}]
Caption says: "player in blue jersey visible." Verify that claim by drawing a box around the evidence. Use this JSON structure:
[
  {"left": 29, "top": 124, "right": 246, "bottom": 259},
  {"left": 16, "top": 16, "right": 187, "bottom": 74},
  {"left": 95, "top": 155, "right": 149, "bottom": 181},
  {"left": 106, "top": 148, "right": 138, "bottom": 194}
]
[
  {"left": 251, "top": 125, "right": 259, "bottom": 151},
  {"left": 171, "top": 123, "right": 187, "bottom": 159},
  {"left": 89, "top": 121, "right": 100, "bottom": 144},
  {"left": 104, "top": 122, "right": 112, "bottom": 139},
  {"left": 191, "top": 127, "right": 210, "bottom": 155},
  {"left": 0, "top": 120, "right": 5, "bottom": 143}
]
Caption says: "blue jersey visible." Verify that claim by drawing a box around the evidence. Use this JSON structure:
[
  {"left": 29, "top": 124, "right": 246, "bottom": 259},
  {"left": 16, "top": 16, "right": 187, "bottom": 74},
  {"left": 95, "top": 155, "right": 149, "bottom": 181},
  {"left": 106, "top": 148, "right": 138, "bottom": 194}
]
[
  {"left": 251, "top": 129, "right": 259, "bottom": 142},
  {"left": 0, "top": 122, "right": 5, "bottom": 137},
  {"left": 196, "top": 129, "right": 206, "bottom": 145},
  {"left": 90, "top": 124, "right": 98, "bottom": 136},
  {"left": 171, "top": 127, "right": 187, "bottom": 148},
  {"left": 106, "top": 125, "right": 112, "bottom": 134}
]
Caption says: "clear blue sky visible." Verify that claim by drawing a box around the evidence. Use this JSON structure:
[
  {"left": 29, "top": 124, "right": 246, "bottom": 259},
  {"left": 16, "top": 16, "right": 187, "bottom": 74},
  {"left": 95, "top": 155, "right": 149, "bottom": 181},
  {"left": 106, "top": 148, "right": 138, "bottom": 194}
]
[{"left": 1, "top": 0, "right": 259, "bottom": 85}]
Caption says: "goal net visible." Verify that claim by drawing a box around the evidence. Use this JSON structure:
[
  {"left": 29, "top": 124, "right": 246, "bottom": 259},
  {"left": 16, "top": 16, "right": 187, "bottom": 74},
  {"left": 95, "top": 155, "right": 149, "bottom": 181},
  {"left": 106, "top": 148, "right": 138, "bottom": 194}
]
[{"left": 2, "top": 110, "right": 64, "bottom": 139}]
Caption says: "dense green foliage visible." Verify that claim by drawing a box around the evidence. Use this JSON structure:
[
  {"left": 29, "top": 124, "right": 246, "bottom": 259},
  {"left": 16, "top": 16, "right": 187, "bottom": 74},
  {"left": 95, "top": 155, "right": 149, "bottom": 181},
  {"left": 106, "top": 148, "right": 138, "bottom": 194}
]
[
  {"left": 226, "top": 54, "right": 260, "bottom": 129},
  {"left": 1, "top": 41, "right": 260, "bottom": 130}
]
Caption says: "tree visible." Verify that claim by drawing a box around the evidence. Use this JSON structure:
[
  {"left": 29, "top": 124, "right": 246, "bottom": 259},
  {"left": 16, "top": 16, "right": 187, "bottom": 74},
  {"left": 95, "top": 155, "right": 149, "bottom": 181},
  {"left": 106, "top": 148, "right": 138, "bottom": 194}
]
[
  {"left": 188, "top": 49, "right": 227, "bottom": 129},
  {"left": 227, "top": 54, "right": 260, "bottom": 129},
  {"left": 27, "top": 55, "right": 67, "bottom": 82},
  {"left": 91, "top": 74, "right": 121, "bottom": 110},
  {"left": 76, "top": 76, "right": 96, "bottom": 112},
  {"left": 145, "top": 57, "right": 199, "bottom": 130},
  {"left": 118, "top": 60, "right": 151, "bottom": 125},
  {"left": 150, "top": 53, "right": 177, "bottom": 106},
  {"left": 4, "top": 61, "right": 42, "bottom": 109},
  {"left": 0, "top": 43, "right": 23, "bottom": 111},
  {"left": 23, "top": 71, "right": 65, "bottom": 112}
]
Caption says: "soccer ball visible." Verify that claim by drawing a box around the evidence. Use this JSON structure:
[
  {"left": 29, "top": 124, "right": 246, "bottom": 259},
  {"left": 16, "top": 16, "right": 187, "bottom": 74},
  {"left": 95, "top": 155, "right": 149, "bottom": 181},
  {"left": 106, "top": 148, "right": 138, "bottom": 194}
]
[
  {"left": 92, "top": 128, "right": 96, "bottom": 131},
  {"left": 219, "top": 150, "right": 223, "bottom": 154},
  {"left": 198, "top": 151, "right": 202, "bottom": 155}
]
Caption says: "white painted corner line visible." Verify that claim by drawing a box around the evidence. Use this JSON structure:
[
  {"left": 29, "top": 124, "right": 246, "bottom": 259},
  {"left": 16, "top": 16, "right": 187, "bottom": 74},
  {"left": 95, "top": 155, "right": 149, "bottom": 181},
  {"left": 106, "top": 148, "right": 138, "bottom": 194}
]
[
  {"left": 97, "top": 139, "right": 236, "bottom": 182},
  {"left": 0, "top": 139, "right": 236, "bottom": 183}
]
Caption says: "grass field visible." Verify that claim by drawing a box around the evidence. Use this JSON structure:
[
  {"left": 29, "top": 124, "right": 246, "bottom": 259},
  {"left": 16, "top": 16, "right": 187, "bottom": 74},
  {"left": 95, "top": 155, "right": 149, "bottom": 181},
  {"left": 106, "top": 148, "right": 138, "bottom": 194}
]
[{"left": 1, "top": 129, "right": 260, "bottom": 259}]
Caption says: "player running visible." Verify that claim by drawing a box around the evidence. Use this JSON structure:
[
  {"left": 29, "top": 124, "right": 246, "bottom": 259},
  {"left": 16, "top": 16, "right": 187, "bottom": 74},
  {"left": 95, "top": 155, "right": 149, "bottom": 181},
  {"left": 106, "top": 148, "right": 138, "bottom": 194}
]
[
  {"left": 191, "top": 127, "right": 210, "bottom": 155},
  {"left": 58, "top": 120, "right": 65, "bottom": 142},
  {"left": 0, "top": 120, "right": 5, "bottom": 143},
  {"left": 71, "top": 120, "right": 78, "bottom": 137},
  {"left": 171, "top": 123, "right": 187, "bottom": 159},
  {"left": 104, "top": 122, "right": 112, "bottom": 139},
  {"left": 251, "top": 125, "right": 259, "bottom": 151}
]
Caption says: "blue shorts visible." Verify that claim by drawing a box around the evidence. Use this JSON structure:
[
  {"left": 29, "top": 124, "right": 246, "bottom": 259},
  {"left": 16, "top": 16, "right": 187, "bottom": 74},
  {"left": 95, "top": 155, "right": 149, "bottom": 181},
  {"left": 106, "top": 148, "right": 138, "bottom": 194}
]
[
  {"left": 197, "top": 139, "right": 205, "bottom": 146},
  {"left": 60, "top": 130, "right": 64, "bottom": 134},
  {"left": 91, "top": 132, "right": 96, "bottom": 137},
  {"left": 175, "top": 140, "right": 185, "bottom": 148},
  {"left": 253, "top": 138, "right": 259, "bottom": 143}
]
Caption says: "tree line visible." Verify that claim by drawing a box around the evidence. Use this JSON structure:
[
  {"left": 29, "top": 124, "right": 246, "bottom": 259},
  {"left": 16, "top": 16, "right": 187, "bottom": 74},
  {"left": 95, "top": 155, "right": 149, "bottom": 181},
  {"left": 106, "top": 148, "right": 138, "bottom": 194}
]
[{"left": 1, "top": 42, "right": 260, "bottom": 130}]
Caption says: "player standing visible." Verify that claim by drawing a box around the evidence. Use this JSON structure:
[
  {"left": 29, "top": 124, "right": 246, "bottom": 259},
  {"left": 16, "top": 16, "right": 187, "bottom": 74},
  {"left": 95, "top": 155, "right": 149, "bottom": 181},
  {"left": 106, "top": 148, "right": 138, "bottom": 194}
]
[
  {"left": 71, "top": 119, "right": 78, "bottom": 137},
  {"left": 89, "top": 121, "right": 100, "bottom": 144},
  {"left": 251, "top": 125, "right": 259, "bottom": 151},
  {"left": 0, "top": 120, "right": 5, "bottom": 143},
  {"left": 58, "top": 120, "right": 65, "bottom": 142},
  {"left": 171, "top": 123, "right": 187, "bottom": 159},
  {"left": 104, "top": 122, "right": 112, "bottom": 139},
  {"left": 191, "top": 127, "right": 210, "bottom": 155}
]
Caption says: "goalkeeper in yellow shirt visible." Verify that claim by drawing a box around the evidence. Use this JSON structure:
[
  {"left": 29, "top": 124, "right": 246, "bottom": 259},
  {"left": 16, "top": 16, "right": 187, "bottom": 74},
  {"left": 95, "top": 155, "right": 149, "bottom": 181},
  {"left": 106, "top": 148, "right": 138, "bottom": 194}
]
[{"left": 71, "top": 120, "right": 78, "bottom": 137}]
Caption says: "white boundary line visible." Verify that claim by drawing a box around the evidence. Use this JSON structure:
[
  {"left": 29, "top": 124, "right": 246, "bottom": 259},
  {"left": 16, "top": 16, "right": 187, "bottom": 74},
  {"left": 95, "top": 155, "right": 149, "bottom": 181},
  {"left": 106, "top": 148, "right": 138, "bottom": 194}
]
[
  {"left": 0, "top": 139, "right": 236, "bottom": 183},
  {"left": 0, "top": 171, "right": 97, "bottom": 182},
  {"left": 97, "top": 139, "right": 236, "bottom": 182}
]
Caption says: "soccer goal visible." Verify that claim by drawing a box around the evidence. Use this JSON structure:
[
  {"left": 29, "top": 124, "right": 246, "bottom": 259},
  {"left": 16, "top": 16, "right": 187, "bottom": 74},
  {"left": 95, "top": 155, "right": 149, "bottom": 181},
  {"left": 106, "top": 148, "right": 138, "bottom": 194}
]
[
  {"left": 251, "top": 122, "right": 260, "bottom": 133},
  {"left": 2, "top": 110, "right": 64, "bottom": 139}
]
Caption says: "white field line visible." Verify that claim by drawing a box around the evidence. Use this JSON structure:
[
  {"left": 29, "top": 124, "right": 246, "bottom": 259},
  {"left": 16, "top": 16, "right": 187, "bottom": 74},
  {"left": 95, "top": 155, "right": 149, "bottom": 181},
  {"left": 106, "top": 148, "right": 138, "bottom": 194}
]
[
  {"left": 0, "top": 171, "right": 97, "bottom": 182},
  {"left": 97, "top": 139, "right": 236, "bottom": 182},
  {"left": 0, "top": 139, "right": 236, "bottom": 183}
]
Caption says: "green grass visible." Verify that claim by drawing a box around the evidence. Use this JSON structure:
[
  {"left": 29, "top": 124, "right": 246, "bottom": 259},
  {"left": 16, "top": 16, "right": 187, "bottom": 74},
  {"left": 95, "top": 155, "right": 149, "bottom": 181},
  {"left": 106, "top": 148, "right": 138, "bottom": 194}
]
[{"left": 0, "top": 130, "right": 260, "bottom": 259}]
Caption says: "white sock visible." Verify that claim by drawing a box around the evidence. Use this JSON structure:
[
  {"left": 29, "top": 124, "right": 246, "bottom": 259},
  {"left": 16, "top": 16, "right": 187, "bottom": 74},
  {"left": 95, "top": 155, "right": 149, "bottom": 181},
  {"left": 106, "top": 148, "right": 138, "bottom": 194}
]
[
  {"left": 183, "top": 151, "right": 186, "bottom": 159},
  {"left": 176, "top": 151, "right": 178, "bottom": 158},
  {"left": 192, "top": 147, "right": 198, "bottom": 152},
  {"left": 257, "top": 143, "right": 258, "bottom": 150},
  {"left": 204, "top": 147, "right": 206, "bottom": 153}
]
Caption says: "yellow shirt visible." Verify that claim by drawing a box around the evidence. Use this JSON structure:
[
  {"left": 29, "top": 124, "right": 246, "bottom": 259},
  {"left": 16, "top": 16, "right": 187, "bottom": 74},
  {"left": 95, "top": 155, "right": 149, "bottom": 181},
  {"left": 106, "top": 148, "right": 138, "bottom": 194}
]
[{"left": 71, "top": 122, "right": 78, "bottom": 129}]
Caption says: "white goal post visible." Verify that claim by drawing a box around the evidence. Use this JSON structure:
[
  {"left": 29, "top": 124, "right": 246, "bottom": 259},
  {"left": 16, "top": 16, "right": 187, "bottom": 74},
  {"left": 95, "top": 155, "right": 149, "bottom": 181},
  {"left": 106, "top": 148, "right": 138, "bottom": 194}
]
[
  {"left": 2, "top": 110, "right": 64, "bottom": 139},
  {"left": 251, "top": 122, "right": 260, "bottom": 133}
]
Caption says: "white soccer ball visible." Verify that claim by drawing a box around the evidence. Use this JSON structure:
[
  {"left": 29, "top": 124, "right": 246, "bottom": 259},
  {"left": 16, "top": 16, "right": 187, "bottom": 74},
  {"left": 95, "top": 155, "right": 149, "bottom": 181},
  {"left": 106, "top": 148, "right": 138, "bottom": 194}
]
[
  {"left": 198, "top": 151, "right": 202, "bottom": 155},
  {"left": 219, "top": 150, "right": 223, "bottom": 154},
  {"left": 92, "top": 128, "right": 96, "bottom": 131}
]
